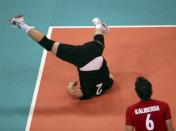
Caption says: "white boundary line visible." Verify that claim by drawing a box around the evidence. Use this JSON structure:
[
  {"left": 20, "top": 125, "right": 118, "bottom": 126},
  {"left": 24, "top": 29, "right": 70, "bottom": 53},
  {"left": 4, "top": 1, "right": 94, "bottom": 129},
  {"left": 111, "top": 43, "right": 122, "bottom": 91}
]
[
  {"left": 50, "top": 25, "right": 176, "bottom": 28},
  {"left": 25, "top": 25, "right": 176, "bottom": 131},
  {"left": 25, "top": 27, "right": 53, "bottom": 131}
]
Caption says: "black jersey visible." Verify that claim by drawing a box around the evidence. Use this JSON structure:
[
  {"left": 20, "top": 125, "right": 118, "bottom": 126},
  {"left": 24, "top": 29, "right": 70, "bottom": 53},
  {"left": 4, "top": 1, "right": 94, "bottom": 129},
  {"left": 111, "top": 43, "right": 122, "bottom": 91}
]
[
  {"left": 55, "top": 34, "right": 113, "bottom": 99},
  {"left": 78, "top": 59, "right": 113, "bottom": 100}
]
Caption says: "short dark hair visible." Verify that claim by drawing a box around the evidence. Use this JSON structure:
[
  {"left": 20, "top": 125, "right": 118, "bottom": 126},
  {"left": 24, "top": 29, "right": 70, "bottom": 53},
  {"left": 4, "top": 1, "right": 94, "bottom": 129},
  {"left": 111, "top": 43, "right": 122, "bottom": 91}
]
[{"left": 135, "top": 76, "right": 152, "bottom": 101}]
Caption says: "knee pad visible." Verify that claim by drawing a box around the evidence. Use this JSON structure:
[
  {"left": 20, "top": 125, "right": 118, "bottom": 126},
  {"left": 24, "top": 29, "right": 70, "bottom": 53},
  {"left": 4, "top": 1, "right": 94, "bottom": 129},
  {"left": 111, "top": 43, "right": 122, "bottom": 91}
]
[
  {"left": 94, "top": 34, "right": 104, "bottom": 45},
  {"left": 38, "top": 36, "right": 55, "bottom": 51}
]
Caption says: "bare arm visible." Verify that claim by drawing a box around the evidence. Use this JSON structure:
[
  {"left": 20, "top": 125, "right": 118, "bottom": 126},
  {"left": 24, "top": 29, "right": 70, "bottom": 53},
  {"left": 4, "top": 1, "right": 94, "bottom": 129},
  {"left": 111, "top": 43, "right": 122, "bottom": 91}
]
[
  {"left": 166, "top": 119, "right": 174, "bottom": 131},
  {"left": 125, "top": 125, "right": 134, "bottom": 131}
]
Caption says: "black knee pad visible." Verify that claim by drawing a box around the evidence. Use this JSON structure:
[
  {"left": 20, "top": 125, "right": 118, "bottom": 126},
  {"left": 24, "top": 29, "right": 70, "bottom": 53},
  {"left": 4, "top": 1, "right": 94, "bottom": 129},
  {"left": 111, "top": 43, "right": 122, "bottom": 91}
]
[
  {"left": 94, "top": 34, "right": 104, "bottom": 45},
  {"left": 38, "top": 36, "right": 55, "bottom": 51}
]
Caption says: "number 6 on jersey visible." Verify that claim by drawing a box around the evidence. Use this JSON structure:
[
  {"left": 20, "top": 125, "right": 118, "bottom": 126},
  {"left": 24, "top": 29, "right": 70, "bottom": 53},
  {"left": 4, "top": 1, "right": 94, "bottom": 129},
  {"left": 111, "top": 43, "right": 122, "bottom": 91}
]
[{"left": 146, "top": 114, "right": 154, "bottom": 130}]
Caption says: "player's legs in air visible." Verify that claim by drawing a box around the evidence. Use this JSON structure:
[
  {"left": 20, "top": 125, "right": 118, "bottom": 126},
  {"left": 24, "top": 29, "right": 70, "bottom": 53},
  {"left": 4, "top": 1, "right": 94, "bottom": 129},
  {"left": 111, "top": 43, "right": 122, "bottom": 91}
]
[
  {"left": 8, "top": 16, "right": 108, "bottom": 63},
  {"left": 9, "top": 15, "right": 113, "bottom": 99}
]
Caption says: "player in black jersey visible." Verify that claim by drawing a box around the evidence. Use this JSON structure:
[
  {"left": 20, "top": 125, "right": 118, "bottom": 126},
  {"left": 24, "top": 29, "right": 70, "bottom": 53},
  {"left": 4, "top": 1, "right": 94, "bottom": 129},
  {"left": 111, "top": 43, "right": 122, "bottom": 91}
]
[{"left": 9, "top": 16, "right": 114, "bottom": 100}]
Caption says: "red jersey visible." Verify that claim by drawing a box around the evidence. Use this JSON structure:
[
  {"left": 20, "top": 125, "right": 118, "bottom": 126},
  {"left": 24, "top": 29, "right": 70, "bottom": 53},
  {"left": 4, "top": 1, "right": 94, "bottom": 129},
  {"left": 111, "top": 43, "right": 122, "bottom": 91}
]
[{"left": 126, "top": 99, "right": 171, "bottom": 131}]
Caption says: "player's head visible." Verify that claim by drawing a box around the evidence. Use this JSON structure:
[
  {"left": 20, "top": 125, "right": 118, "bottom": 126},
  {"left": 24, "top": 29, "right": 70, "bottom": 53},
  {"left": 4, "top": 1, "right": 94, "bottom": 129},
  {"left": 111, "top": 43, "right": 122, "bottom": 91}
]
[{"left": 135, "top": 76, "right": 152, "bottom": 101}]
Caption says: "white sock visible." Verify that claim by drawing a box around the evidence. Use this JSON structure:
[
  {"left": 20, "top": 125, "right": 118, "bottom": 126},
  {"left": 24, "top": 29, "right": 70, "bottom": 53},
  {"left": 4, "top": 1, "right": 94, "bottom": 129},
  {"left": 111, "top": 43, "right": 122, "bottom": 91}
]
[
  {"left": 95, "top": 24, "right": 102, "bottom": 29},
  {"left": 19, "top": 22, "right": 33, "bottom": 33}
]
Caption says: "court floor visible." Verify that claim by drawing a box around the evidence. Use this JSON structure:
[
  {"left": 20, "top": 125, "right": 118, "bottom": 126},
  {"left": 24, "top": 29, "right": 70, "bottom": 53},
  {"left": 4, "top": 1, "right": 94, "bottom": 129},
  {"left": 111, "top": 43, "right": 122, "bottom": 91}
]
[
  {"left": 1, "top": 0, "right": 176, "bottom": 130},
  {"left": 26, "top": 27, "right": 176, "bottom": 131}
]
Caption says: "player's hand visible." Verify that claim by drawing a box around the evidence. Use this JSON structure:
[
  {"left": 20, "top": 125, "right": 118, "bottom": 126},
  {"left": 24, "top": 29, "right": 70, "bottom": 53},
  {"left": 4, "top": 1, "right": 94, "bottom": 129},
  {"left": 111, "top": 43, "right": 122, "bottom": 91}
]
[
  {"left": 109, "top": 73, "right": 114, "bottom": 80},
  {"left": 68, "top": 81, "right": 78, "bottom": 87}
]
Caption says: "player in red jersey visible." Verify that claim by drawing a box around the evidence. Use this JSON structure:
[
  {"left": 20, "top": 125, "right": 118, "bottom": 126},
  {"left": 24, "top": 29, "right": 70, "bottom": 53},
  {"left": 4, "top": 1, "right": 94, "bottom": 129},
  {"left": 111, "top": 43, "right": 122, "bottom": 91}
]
[{"left": 126, "top": 77, "right": 174, "bottom": 131}]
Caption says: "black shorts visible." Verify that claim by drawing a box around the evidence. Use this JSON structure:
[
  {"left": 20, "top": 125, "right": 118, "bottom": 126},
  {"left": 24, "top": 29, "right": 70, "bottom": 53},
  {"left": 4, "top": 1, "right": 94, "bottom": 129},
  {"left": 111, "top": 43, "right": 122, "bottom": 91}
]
[{"left": 56, "top": 34, "right": 105, "bottom": 68}]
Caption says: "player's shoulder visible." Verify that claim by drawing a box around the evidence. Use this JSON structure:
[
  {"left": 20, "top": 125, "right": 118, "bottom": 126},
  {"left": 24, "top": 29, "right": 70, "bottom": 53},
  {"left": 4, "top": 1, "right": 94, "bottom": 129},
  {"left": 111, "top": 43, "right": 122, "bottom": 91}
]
[
  {"left": 151, "top": 99, "right": 169, "bottom": 107},
  {"left": 126, "top": 99, "right": 169, "bottom": 110}
]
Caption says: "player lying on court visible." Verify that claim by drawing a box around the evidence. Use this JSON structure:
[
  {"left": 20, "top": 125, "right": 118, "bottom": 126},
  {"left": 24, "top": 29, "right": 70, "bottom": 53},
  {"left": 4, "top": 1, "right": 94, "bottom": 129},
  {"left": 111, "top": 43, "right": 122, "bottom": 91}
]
[
  {"left": 126, "top": 77, "right": 174, "bottom": 131},
  {"left": 9, "top": 15, "right": 114, "bottom": 100}
]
